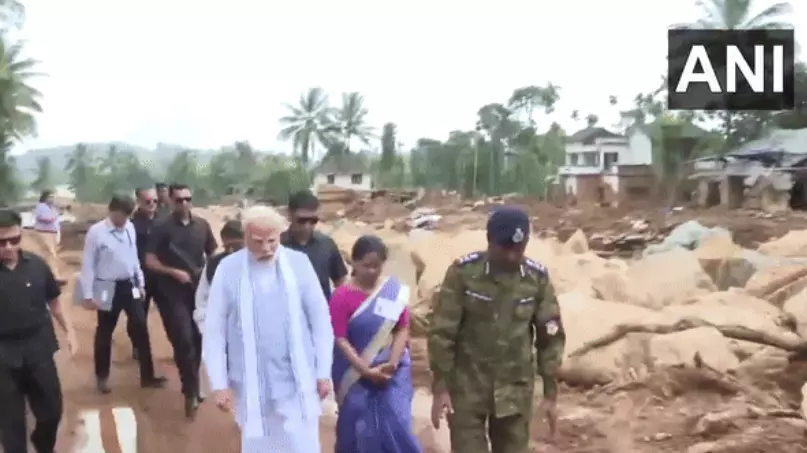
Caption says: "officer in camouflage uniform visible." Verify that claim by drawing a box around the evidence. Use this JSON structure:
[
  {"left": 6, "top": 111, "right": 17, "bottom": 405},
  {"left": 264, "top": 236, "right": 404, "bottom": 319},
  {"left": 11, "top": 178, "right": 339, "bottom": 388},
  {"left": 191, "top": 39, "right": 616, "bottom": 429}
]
[{"left": 427, "top": 206, "right": 565, "bottom": 453}]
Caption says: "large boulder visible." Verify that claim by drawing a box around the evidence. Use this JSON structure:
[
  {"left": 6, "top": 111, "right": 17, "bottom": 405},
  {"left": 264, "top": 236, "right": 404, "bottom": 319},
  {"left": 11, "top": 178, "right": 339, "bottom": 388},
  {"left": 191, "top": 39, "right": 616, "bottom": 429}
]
[
  {"left": 783, "top": 286, "right": 807, "bottom": 340},
  {"left": 745, "top": 264, "right": 807, "bottom": 307},
  {"left": 643, "top": 220, "right": 730, "bottom": 257},
  {"left": 758, "top": 229, "right": 807, "bottom": 257},
  {"left": 661, "top": 288, "right": 797, "bottom": 358},
  {"left": 557, "top": 288, "right": 792, "bottom": 386},
  {"left": 622, "top": 248, "right": 716, "bottom": 309},
  {"left": 648, "top": 327, "right": 739, "bottom": 372},
  {"left": 694, "top": 234, "right": 757, "bottom": 290},
  {"left": 558, "top": 292, "right": 658, "bottom": 385}
]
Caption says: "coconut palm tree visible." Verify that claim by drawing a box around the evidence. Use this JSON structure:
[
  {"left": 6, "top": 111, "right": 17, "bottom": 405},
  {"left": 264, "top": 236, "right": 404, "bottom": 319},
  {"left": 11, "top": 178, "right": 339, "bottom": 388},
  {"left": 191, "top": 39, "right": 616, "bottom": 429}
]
[
  {"left": 0, "top": 129, "right": 18, "bottom": 205},
  {"left": 278, "top": 87, "right": 334, "bottom": 164},
  {"left": 331, "top": 92, "right": 376, "bottom": 153},
  {"left": 0, "top": 0, "right": 24, "bottom": 30},
  {"left": 673, "top": 0, "right": 792, "bottom": 30},
  {"left": 0, "top": 37, "right": 43, "bottom": 140}
]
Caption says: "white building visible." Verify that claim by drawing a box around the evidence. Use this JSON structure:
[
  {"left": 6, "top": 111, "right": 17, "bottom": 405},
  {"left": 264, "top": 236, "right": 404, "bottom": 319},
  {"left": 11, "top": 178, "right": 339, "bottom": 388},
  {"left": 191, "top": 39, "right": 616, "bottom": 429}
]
[
  {"left": 312, "top": 154, "right": 373, "bottom": 191},
  {"left": 557, "top": 127, "right": 654, "bottom": 203}
]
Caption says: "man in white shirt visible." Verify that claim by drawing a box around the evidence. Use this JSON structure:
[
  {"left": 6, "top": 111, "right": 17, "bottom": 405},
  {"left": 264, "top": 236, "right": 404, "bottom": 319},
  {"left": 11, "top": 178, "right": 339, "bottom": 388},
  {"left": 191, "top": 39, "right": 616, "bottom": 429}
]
[{"left": 79, "top": 195, "right": 167, "bottom": 394}]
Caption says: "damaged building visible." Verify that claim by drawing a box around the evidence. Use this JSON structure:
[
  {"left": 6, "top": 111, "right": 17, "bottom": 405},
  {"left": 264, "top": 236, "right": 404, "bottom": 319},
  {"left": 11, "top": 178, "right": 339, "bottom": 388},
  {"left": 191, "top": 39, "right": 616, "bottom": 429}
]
[{"left": 689, "top": 129, "right": 807, "bottom": 212}]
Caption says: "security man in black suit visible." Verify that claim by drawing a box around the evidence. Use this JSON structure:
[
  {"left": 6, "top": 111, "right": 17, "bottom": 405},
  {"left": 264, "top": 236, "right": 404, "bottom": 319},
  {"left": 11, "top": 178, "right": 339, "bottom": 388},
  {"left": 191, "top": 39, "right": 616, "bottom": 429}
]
[
  {"left": 0, "top": 209, "right": 78, "bottom": 453},
  {"left": 128, "top": 187, "right": 171, "bottom": 361},
  {"left": 145, "top": 184, "right": 217, "bottom": 420}
]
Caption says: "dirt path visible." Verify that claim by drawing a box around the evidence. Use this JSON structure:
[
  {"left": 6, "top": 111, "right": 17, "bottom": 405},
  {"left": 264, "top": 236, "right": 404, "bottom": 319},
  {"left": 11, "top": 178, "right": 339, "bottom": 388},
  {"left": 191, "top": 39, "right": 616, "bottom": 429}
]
[
  {"left": 44, "top": 297, "right": 452, "bottom": 453},
  {"left": 43, "top": 300, "right": 343, "bottom": 453}
]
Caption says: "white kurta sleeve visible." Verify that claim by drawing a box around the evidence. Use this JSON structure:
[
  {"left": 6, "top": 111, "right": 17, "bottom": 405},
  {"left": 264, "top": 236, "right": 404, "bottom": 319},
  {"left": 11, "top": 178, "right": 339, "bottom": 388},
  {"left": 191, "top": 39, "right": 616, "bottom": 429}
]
[
  {"left": 299, "top": 257, "right": 335, "bottom": 380},
  {"left": 193, "top": 265, "right": 210, "bottom": 333},
  {"left": 202, "top": 265, "right": 229, "bottom": 391}
]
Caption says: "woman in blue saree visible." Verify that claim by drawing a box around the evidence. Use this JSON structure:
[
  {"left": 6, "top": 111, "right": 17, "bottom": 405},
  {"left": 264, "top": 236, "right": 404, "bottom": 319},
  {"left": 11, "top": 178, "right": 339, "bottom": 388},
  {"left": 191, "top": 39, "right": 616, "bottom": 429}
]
[{"left": 329, "top": 235, "right": 423, "bottom": 453}]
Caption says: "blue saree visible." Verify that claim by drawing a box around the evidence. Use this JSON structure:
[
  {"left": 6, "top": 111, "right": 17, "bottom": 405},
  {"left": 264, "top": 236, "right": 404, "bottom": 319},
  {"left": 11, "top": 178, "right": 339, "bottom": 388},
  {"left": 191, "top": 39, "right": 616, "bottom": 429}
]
[{"left": 332, "top": 276, "right": 423, "bottom": 453}]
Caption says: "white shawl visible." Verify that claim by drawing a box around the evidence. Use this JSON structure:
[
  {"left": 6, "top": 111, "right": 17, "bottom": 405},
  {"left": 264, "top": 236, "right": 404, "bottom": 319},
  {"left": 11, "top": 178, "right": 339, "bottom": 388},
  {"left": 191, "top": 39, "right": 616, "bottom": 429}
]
[{"left": 238, "top": 246, "right": 318, "bottom": 438}]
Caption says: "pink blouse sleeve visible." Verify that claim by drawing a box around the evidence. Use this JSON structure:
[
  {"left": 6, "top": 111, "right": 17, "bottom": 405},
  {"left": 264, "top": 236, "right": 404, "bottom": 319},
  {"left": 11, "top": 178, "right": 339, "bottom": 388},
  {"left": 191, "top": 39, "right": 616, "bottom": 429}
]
[
  {"left": 395, "top": 306, "right": 410, "bottom": 330},
  {"left": 328, "top": 287, "right": 351, "bottom": 338}
]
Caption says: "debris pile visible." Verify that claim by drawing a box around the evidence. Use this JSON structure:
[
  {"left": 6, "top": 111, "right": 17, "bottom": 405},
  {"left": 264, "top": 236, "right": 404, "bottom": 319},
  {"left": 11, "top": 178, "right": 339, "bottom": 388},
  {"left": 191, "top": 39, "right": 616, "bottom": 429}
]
[{"left": 323, "top": 217, "right": 807, "bottom": 452}]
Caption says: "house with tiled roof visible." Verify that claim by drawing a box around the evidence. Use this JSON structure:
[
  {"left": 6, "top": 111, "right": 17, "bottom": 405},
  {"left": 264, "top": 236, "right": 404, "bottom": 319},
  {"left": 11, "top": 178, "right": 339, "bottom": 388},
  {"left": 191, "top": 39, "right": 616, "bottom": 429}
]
[{"left": 313, "top": 152, "right": 373, "bottom": 191}]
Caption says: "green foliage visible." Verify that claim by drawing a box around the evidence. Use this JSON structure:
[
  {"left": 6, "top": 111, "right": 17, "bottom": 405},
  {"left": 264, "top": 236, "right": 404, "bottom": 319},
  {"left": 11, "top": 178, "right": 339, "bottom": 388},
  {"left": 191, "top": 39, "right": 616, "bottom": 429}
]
[
  {"left": 31, "top": 156, "right": 52, "bottom": 192},
  {"left": 58, "top": 140, "right": 311, "bottom": 206},
  {"left": 0, "top": 31, "right": 43, "bottom": 205},
  {"left": 0, "top": 133, "right": 19, "bottom": 206},
  {"left": 380, "top": 122, "right": 397, "bottom": 172}
]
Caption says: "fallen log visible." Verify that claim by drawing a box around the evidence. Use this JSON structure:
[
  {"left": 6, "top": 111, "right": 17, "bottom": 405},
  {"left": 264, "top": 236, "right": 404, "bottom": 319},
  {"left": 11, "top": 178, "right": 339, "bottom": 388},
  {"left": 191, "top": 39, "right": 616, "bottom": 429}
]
[{"left": 568, "top": 317, "right": 807, "bottom": 358}]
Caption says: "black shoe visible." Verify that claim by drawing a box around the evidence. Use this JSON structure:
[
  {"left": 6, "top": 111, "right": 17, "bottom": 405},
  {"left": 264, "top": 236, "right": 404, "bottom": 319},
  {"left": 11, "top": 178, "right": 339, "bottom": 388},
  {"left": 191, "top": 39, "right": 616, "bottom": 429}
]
[
  {"left": 141, "top": 376, "right": 168, "bottom": 388},
  {"left": 185, "top": 395, "right": 199, "bottom": 420},
  {"left": 96, "top": 378, "right": 111, "bottom": 394},
  {"left": 132, "top": 347, "right": 139, "bottom": 361}
]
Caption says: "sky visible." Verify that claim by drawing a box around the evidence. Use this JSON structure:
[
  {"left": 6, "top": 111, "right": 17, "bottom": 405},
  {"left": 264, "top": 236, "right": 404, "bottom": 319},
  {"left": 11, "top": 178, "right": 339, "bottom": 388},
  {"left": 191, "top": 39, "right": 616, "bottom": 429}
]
[{"left": 11, "top": 0, "right": 807, "bottom": 155}]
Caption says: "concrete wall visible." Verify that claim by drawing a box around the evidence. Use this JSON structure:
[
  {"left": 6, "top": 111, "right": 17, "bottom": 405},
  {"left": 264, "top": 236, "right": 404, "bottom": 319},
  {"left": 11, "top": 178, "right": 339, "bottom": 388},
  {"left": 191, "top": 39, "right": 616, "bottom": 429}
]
[
  {"left": 313, "top": 172, "right": 372, "bottom": 191},
  {"left": 626, "top": 130, "right": 653, "bottom": 165}
]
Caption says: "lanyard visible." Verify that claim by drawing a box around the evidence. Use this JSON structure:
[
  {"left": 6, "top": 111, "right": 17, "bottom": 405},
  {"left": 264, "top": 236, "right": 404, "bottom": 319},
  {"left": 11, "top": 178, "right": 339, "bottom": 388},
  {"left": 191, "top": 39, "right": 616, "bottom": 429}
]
[{"left": 109, "top": 228, "right": 133, "bottom": 247}]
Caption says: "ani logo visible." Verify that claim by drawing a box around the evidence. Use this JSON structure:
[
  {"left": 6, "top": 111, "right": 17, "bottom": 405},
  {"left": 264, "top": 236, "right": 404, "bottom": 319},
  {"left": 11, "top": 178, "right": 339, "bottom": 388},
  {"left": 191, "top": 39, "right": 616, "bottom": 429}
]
[{"left": 667, "top": 29, "right": 795, "bottom": 111}]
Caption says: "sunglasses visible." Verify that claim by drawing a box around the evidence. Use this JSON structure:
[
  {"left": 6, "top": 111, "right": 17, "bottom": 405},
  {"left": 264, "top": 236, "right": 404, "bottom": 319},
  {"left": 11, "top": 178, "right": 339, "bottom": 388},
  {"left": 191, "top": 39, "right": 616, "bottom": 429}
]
[
  {"left": 0, "top": 235, "right": 21, "bottom": 247},
  {"left": 174, "top": 196, "right": 192, "bottom": 203},
  {"left": 295, "top": 216, "right": 319, "bottom": 225}
]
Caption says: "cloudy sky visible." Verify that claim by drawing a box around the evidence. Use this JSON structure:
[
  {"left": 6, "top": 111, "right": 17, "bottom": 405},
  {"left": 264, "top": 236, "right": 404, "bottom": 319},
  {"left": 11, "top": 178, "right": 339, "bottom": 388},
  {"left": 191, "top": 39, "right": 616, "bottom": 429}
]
[{"left": 12, "top": 0, "right": 806, "bottom": 154}]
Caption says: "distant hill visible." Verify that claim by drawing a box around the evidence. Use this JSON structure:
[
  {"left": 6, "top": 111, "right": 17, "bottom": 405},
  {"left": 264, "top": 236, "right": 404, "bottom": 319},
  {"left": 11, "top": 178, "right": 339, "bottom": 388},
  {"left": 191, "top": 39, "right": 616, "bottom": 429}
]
[{"left": 13, "top": 142, "right": 220, "bottom": 181}]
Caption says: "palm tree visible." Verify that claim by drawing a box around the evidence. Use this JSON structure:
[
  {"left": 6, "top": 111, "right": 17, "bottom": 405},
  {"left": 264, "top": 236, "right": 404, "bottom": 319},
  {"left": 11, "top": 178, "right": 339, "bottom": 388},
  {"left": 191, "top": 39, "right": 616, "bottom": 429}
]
[
  {"left": 380, "top": 122, "right": 397, "bottom": 171},
  {"left": 278, "top": 87, "right": 333, "bottom": 164},
  {"left": 673, "top": 0, "right": 792, "bottom": 30},
  {"left": 332, "top": 92, "right": 376, "bottom": 153},
  {"left": 0, "top": 130, "right": 18, "bottom": 205},
  {"left": 0, "top": 0, "right": 24, "bottom": 30},
  {"left": 0, "top": 37, "right": 43, "bottom": 141}
]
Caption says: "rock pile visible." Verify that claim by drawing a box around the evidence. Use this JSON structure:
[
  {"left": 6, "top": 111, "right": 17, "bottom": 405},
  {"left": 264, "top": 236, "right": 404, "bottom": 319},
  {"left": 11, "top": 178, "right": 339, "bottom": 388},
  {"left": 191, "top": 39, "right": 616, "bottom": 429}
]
[{"left": 326, "top": 219, "right": 807, "bottom": 418}]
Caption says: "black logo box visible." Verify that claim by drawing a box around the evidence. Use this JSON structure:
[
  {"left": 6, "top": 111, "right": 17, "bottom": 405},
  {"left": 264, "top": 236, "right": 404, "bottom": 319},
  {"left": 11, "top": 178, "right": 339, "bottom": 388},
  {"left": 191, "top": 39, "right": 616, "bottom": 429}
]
[{"left": 667, "top": 29, "right": 795, "bottom": 111}]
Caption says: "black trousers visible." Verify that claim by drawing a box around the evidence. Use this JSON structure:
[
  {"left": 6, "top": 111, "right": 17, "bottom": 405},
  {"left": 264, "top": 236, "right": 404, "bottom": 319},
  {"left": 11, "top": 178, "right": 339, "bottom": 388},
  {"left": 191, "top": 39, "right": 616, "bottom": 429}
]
[
  {"left": 156, "top": 282, "right": 201, "bottom": 396},
  {"left": 126, "top": 277, "right": 166, "bottom": 347},
  {"left": 94, "top": 280, "right": 155, "bottom": 380},
  {"left": 0, "top": 356, "right": 62, "bottom": 453}
]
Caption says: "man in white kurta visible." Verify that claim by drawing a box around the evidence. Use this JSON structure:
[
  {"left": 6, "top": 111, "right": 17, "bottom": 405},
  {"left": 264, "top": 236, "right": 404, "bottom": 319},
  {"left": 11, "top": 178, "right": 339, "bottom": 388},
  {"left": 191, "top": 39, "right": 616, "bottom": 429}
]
[{"left": 202, "top": 206, "right": 335, "bottom": 453}]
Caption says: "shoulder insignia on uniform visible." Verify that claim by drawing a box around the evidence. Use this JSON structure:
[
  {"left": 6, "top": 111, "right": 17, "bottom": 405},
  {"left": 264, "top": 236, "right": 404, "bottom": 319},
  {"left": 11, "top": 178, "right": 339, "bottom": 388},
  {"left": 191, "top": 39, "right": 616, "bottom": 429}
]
[
  {"left": 523, "top": 258, "right": 547, "bottom": 274},
  {"left": 457, "top": 252, "right": 482, "bottom": 265}
]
